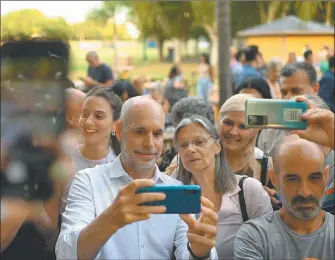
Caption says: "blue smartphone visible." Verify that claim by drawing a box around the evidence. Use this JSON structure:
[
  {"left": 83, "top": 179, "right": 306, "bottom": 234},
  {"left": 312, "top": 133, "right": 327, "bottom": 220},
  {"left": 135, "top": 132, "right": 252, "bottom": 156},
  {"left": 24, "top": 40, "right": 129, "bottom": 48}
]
[
  {"left": 135, "top": 185, "right": 201, "bottom": 214},
  {"left": 245, "top": 99, "right": 308, "bottom": 129}
]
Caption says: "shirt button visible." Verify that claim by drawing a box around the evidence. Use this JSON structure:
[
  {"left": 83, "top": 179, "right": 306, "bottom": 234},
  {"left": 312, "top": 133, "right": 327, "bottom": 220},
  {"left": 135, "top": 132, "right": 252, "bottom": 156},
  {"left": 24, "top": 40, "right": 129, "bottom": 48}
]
[{"left": 141, "top": 244, "right": 145, "bottom": 248}]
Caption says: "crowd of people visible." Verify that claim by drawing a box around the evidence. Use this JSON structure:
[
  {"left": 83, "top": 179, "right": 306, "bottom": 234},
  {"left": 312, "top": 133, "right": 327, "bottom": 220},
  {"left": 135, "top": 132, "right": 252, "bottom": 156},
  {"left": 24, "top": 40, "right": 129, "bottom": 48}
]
[{"left": 1, "top": 43, "right": 334, "bottom": 260}]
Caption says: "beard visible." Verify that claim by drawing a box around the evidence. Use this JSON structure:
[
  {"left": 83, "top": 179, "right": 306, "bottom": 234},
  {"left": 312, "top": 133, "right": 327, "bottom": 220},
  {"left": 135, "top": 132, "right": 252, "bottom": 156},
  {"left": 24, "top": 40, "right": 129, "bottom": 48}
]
[{"left": 279, "top": 189, "right": 324, "bottom": 220}]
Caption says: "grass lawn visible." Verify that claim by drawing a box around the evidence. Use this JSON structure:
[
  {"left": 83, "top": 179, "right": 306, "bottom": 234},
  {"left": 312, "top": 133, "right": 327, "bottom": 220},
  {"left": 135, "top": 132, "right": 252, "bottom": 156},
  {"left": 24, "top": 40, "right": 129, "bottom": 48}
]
[{"left": 68, "top": 41, "right": 199, "bottom": 95}]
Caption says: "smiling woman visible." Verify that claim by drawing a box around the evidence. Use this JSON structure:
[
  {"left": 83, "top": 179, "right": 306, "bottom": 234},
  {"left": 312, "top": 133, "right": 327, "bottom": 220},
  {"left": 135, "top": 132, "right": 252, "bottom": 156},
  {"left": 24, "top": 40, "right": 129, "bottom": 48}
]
[{"left": 61, "top": 86, "right": 123, "bottom": 214}]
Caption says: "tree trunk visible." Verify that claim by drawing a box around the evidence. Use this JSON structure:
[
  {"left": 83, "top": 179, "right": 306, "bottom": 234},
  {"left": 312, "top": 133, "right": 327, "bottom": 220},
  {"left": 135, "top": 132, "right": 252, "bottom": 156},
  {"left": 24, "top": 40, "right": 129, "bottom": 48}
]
[
  {"left": 204, "top": 25, "right": 218, "bottom": 67},
  {"left": 216, "top": 0, "right": 232, "bottom": 107},
  {"left": 173, "top": 38, "right": 182, "bottom": 64},
  {"left": 142, "top": 36, "right": 147, "bottom": 61},
  {"left": 113, "top": 12, "right": 118, "bottom": 70},
  {"left": 267, "top": 1, "right": 282, "bottom": 23},
  {"left": 195, "top": 37, "right": 199, "bottom": 57},
  {"left": 157, "top": 38, "right": 164, "bottom": 62},
  {"left": 325, "top": 1, "right": 333, "bottom": 26},
  {"left": 258, "top": 2, "right": 267, "bottom": 24}
]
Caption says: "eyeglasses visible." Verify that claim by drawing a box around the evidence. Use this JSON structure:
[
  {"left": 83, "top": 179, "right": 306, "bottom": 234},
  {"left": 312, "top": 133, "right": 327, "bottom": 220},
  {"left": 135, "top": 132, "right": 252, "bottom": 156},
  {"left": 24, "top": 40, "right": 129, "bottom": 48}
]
[{"left": 175, "top": 135, "right": 213, "bottom": 151}]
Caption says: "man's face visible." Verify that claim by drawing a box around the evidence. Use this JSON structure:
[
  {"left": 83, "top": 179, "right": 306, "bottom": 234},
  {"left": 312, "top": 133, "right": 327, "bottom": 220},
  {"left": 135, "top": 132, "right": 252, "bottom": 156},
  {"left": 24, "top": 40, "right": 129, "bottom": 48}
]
[
  {"left": 273, "top": 142, "right": 328, "bottom": 220},
  {"left": 118, "top": 103, "right": 165, "bottom": 172},
  {"left": 279, "top": 70, "right": 318, "bottom": 99},
  {"left": 86, "top": 55, "right": 97, "bottom": 68}
]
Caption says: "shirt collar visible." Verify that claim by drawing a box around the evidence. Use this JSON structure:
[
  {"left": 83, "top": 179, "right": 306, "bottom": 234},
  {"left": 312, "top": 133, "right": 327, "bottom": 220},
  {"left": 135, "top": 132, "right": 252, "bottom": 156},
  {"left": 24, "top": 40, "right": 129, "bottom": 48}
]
[{"left": 109, "top": 155, "right": 164, "bottom": 184}]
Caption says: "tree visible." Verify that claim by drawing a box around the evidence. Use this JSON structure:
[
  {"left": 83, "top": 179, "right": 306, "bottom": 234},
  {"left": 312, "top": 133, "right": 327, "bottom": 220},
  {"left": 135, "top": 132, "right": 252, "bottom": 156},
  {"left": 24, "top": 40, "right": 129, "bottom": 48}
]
[
  {"left": 134, "top": 2, "right": 170, "bottom": 62},
  {"left": 257, "top": 1, "right": 291, "bottom": 24}
]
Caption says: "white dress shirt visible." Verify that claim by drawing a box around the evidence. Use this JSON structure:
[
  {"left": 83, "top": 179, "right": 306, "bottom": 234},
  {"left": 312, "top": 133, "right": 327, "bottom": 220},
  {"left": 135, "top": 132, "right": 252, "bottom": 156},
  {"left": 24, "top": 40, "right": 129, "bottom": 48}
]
[
  {"left": 56, "top": 155, "right": 217, "bottom": 259},
  {"left": 216, "top": 175, "right": 273, "bottom": 260}
]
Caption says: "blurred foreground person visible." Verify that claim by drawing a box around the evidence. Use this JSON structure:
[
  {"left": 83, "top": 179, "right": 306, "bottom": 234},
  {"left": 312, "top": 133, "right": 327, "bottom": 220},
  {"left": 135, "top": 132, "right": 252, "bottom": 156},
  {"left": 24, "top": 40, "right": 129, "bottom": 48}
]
[{"left": 235, "top": 135, "right": 334, "bottom": 260}]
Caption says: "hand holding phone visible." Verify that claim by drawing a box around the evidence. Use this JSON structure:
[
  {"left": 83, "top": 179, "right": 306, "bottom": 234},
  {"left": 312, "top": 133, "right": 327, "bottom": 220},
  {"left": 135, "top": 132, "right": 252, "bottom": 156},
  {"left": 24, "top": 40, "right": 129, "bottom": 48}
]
[
  {"left": 245, "top": 98, "right": 308, "bottom": 129},
  {"left": 136, "top": 185, "right": 201, "bottom": 214},
  {"left": 179, "top": 197, "right": 217, "bottom": 257},
  {"left": 293, "top": 96, "right": 335, "bottom": 150},
  {"left": 104, "top": 179, "right": 166, "bottom": 230}
]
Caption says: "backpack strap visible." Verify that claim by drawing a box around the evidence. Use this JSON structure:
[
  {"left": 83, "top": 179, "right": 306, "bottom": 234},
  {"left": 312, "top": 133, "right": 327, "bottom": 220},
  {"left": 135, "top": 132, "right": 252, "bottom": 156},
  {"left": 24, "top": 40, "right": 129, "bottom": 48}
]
[
  {"left": 238, "top": 176, "right": 249, "bottom": 222},
  {"left": 260, "top": 154, "right": 269, "bottom": 186}
]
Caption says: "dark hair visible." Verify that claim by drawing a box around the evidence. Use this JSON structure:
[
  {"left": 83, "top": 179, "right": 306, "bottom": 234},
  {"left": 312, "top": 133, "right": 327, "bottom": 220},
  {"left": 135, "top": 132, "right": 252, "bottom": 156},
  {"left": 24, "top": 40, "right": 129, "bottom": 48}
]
[
  {"left": 236, "top": 77, "right": 272, "bottom": 99},
  {"left": 109, "top": 80, "right": 139, "bottom": 100},
  {"left": 245, "top": 46, "right": 259, "bottom": 62},
  {"left": 201, "top": 53, "right": 210, "bottom": 65},
  {"left": 329, "top": 56, "right": 334, "bottom": 69},
  {"left": 87, "top": 86, "right": 123, "bottom": 121},
  {"left": 174, "top": 115, "right": 236, "bottom": 193},
  {"left": 303, "top": 50, "right": 313, "bottom": 60},
  {"left": 168, "top": 65, "right": 180, "bottom": 79},
  {"left": 171, "top": 97, "right": 215, "bottom": 127},
  {"left": 86, "top": 86, "right": 123, "bottom": 155},
  {"left": 280, "top": 62, "right": 317, "bottom": 85},
  {"left": 235, "top": 50, "right": 245, "bottom": 62}
]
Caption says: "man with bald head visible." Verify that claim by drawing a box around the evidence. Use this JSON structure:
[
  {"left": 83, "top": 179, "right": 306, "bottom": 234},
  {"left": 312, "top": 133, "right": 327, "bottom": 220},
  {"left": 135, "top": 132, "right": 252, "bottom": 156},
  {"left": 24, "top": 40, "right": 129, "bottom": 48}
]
[
  {"left": 80, "top": 51, "right": 114, "bottom": 91},
  {"left": 65, "top": 88, "right": 86, "bottom": 130},
  {"left": 234, "top": 135, "right": 334, "bottom": 260},
  {"left": 56, "top": 96, "right": 218, "bottom": 260}
]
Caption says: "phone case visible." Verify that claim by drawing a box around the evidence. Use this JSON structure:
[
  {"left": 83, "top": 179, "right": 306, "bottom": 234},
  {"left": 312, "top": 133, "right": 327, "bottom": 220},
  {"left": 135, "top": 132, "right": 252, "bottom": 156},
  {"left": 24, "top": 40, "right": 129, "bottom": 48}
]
[
  {"left": 245, "top": 99, "right": 308, "bottom": 129},
  {"left": 136, "top": 185, "right": 201, "bottom": 214}
]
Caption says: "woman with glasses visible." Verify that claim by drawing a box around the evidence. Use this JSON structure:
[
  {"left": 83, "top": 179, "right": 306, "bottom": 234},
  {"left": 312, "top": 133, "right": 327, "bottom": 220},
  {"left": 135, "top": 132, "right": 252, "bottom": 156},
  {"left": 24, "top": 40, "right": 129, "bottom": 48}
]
[{"left": 173, "top": 115, "right": 272, "bottom": 259}]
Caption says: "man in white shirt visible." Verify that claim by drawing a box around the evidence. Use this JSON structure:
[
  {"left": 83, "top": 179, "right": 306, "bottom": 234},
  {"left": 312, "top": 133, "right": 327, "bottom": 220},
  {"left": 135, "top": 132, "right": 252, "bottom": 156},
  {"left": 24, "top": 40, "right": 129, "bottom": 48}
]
[{"left": 56, "top": 96, "right": 218, "bottom": 259}]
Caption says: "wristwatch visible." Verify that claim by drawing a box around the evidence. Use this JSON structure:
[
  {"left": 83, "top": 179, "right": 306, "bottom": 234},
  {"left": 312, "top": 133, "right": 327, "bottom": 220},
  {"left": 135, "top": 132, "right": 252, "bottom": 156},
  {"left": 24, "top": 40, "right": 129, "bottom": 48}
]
[{"left": 187, "top": 243, "right": 211, "bottom": 260}]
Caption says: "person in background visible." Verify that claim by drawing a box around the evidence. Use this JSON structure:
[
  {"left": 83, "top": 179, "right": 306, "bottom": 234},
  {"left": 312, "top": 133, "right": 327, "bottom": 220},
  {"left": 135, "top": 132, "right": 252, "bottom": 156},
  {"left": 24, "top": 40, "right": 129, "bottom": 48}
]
[
  {"left": 257, "top": 62, "right": 320, "bottom": 155},
  {"left": 173, "top": 115, "right": 272, "bottom": 259},
  {"left": 196, "top": 53, "right": 214, "bottom": 102},
  {"left": 318, "top": 55, "right": 334, "bottom": 112},
  {"left": 163, "top": 65, "right": 188, "bottom": 111},
  {"left": 218, "top": 94, "right": 270, "bottom": 184},
  {"left": 109, "top": 80, "right": 139, "bottom": 103},
  {"left": 56, "top": 96, "right": 218, "bottom": 260},
  {"left": 231, "top": 48, "right": 245, "bottom": 89},
  {"left": 286, "top": 52, "right": 297, "bottom": 65},
  {"left": 234, "top": 135, "right": 334, "bottom": 260},
  {"left": 65, "top": 88, "right": 86, "bottom": 132},
  {"left": 61, "top": 87, "right": 123, "bottom": 214},
  {"left": 304, "top": 49, "right": 313, "bottom": 65},
  {"left": 266, "top": 59, "right": 282, "bottom": 98},
  {"left": 236, "top": 77, "right": 272, "bottom": 99},
  {"left": 159, "top": 97, "right": 215, "bottom": 174},
  {"left": 80, "top": 51, "right": 114, "bottom": 91},
  {"left": 237, "top": 46, "right": 262, "bottom": 87},
  {"left": 256, "top": 52, "right": 268, "bottom": 78},
  {"left": 147, "top": 81, "right": 170, "bottom": 115},
  {"left": 319, "top": 46, "right": 330, "bottom": 75}
]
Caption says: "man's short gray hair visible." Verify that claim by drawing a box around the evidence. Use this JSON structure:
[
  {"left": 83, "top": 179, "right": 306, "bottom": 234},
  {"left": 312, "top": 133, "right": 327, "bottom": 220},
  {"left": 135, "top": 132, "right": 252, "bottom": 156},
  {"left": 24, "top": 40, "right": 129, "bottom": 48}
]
[
  {"left": 171, "top": 97, "right": 214, "bottom": 127},
  {"left": 280, "top": 62, "right": 317, "bottom": 85}
]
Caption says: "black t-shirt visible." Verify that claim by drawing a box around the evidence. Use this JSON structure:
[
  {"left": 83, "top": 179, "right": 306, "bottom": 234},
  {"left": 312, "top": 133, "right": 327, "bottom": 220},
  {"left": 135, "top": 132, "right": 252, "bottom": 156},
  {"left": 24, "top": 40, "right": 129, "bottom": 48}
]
[
  {"left": 87, "top": 63, "right": 114, "bottom": 89},
  {"left": 1, "top": 223, "right": 56, "bottom": 260}
]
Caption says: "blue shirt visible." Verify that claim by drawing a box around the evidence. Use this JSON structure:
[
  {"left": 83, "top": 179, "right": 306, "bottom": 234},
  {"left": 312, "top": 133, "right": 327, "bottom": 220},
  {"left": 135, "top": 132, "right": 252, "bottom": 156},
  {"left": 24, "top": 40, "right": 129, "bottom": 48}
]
[
  {"left": 237, "top": 64, "right": 262, "bottom": 87},
  {"left": 56, "top": 156, "right": 217, "bottom": 259},
  {"left": 318, "top": 70, "right": 335, "bottom": 112}
]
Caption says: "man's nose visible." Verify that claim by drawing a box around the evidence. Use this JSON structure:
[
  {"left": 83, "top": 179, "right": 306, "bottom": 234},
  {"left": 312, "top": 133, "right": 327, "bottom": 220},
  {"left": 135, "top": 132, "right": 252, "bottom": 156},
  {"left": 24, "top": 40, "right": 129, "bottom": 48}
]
[
  {"left": 297, "top": 181, "right": 312, "bottom": 198},
  {"left": 143, "top": 134, "right": 154, "bottom": 149}
]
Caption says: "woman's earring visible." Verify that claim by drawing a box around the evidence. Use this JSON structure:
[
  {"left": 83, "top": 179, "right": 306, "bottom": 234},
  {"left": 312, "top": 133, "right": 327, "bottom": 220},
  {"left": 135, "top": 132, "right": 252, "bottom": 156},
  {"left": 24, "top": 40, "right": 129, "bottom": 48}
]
[{"left": 111, "top": 131, "right": 116, "bottom": 136}]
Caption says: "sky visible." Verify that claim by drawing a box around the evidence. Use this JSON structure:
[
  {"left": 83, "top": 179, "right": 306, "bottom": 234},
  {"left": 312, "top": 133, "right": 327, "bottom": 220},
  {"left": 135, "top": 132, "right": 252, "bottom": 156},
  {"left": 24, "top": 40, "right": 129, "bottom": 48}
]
[{"left": 1, "top": 1, "right": 103, "bottom": 24}]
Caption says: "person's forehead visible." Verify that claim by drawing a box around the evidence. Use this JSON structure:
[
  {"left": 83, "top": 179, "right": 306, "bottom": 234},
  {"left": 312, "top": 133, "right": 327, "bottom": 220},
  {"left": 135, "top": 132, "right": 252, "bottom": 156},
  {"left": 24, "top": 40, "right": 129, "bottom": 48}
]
[
  {"left": 127, "top": 105, "right": 164, "bottom": 127},
  {"left": 280, "top": 70, "right": 310, "bottom": 85},
  {"left": 278, "top": 141, "right": 324, "bottom": 172}
]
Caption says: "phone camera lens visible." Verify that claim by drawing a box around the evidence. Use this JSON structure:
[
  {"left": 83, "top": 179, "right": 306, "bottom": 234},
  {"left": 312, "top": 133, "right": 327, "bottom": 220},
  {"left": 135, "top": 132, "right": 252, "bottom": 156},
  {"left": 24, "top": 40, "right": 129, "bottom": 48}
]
[{"left": 248, "top": 115, "right": 265, "bottom": 126}]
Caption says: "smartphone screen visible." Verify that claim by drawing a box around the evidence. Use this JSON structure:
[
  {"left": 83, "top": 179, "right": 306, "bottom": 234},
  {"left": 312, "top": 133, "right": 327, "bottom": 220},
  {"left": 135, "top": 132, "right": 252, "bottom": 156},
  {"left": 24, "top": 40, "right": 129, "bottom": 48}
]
[{"left": 1, "top": 41, "right": 69, "bottom": 147}]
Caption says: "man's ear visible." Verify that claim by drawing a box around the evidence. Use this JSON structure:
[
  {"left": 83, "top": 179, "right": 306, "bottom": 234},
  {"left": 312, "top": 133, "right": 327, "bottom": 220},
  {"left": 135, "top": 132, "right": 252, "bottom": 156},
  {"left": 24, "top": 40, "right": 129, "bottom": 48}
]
[
  {"left": 313, "top": 83, "right": 320, "bottom": 94},
  {"left": 115, "top": 120, "right": 122, "bottom": 142},
  {"left": 269, "top": 168, "right": 279, "bottom": 190}
]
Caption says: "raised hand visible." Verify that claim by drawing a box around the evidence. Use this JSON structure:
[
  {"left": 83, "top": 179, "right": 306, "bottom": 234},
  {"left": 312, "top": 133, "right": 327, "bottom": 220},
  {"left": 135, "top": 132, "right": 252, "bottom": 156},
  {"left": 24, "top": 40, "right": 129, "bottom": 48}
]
[
  {"left": 104, "top": 179, "right": 166, "bottom": 230},
  {"left": 180, "top": 197, "right": 218, "bottom": 258}
]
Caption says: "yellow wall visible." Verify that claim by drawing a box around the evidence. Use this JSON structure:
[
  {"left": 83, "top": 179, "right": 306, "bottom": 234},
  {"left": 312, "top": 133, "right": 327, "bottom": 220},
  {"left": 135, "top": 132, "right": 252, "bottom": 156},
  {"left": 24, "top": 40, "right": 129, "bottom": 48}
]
[{"left": 246, "top": 35, "right": 335, "bottom": 62}]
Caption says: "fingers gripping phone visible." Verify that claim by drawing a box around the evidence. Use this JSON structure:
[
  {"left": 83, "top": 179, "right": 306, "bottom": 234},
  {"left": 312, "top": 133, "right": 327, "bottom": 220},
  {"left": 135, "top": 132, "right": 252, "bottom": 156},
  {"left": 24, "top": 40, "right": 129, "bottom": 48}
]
[
  {"left": 245, "top": 99, "right": 308, "bottom": 129},
  {"left": 136, "top": 185, "right": 201, "bottom": 214},
  {"left": 1, "top": 40, "right": 69, "bottom": 201}
]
